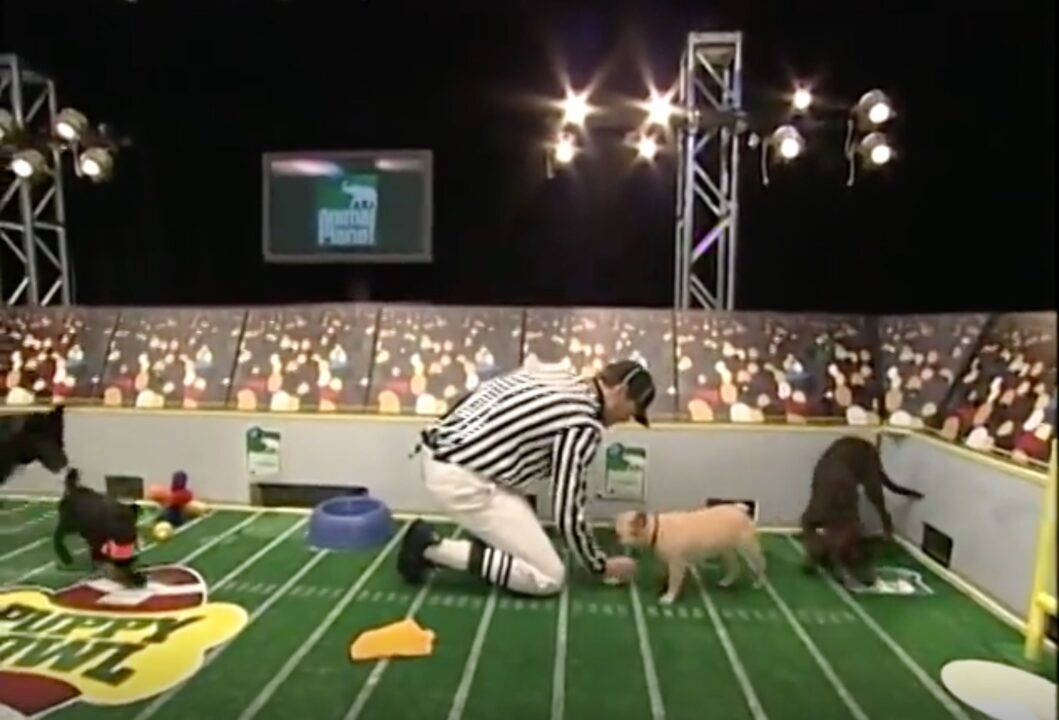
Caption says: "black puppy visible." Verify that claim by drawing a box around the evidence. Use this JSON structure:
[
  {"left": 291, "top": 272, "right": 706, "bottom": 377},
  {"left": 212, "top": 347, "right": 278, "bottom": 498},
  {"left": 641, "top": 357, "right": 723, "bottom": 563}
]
[
  {"left": 800, "top": 436, "right": 924, "bottom": 585},
  {"left": 54, "top": 468, "right": 146, "bottom": 587},
  {"left": 0, "top": 405, "right": 68, "bottom": 487}
]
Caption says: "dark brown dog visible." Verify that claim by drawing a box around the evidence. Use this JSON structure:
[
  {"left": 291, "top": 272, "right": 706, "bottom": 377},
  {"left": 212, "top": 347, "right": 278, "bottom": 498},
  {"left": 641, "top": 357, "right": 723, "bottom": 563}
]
[
  {"left": 0, "top": 405, "right": 68, "bottom": 486},
  {"left": 800, "top": 436, "right": 923, "bottom": 585}
]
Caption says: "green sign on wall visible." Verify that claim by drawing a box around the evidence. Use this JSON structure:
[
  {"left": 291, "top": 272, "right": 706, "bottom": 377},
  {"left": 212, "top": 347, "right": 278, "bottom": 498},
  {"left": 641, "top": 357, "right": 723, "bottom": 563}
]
[
  {"left": 246, "top": 426, "right": 281, "bottom": 477},
  {"left": 603, "top": 443, "right": 647, "bottom": 501}
]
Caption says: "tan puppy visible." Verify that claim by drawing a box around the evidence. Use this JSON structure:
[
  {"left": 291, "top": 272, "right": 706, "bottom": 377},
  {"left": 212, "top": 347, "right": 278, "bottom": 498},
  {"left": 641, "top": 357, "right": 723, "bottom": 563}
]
[{"left": 614, "top": 503, "right": 766, "bottom": 604}]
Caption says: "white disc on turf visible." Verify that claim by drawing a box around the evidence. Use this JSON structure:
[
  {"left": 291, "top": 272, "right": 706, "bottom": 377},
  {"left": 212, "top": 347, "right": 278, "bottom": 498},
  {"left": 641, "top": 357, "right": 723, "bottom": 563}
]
[{"left": 940, "top": 659, "right": 1056, "bottom": 720}]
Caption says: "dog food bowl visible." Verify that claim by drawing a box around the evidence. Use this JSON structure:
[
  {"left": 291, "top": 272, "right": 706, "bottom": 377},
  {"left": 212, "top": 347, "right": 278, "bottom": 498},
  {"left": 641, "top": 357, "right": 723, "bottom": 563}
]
[{"left": 307, "top": 495, "right": 395, "bottom": 552}]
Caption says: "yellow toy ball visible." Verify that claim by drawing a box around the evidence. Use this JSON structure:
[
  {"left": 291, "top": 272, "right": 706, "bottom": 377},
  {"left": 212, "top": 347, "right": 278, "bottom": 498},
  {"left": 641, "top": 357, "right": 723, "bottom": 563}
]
[
  {"left": 184, "top": 500, "right": 207, "bottom": 517},
  {"left": 152, "top": 521, "right": 174, "bottom": 541}
]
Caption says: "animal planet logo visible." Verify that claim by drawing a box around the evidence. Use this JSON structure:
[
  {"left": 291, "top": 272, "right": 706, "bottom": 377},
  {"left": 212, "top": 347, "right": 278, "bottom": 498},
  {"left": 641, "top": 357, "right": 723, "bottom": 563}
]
[
  {"left": 317, "top": 174, "right": 379, "bottom": 249},
  {"left": 0, "top": 566, "right": 248, "bottom": 718}
]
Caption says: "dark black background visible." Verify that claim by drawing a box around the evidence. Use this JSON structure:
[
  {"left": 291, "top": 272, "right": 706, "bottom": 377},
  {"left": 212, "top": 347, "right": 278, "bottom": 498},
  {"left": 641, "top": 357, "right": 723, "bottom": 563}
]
[{"left": 1, "top": 0, "right": 1053, "bottom": 313}]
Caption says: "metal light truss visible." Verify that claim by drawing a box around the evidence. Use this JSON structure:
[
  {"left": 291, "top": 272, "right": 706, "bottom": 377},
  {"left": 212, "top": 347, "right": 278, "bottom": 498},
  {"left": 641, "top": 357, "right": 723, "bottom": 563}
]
[
  {"left": 674, "top": 32, "right": 744, "bottom": 311},
  {"left": 0, "top": 54, "right": 72, "bottom": 307}
]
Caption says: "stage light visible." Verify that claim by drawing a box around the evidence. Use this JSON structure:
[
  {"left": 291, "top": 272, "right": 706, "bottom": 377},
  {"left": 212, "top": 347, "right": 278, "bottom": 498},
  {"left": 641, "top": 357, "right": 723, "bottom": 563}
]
[
  {"left": 54, "top": 108, "right": 89, "bottom": 142},
  {"left": 854, "top": 90, "right": 893, "bottom": 127},
  {"left": 0, "top": 109, "right": 15, "bottom": 141},
  {"left": 858, "top": 132, "right": 893, "bottom": 166},
  {"left": 792, "top": 87, "right": 813, "bottom": 113},
  {"left": 636, "top": 134, "right": 659, "bottom": 160},
  {"left": 560, "top": 91, "right": 590, "bottom": 127},
  {"left": 759, "top": 125, "right": 806, "bottom": 185},
  {"left": 78, "top": 147, "right": 114, "bottom": 181},
  {"left": 554, "top": 133, "right": 577, "bottom": 164},
  {"left": 770, "top": 125, "right": 805, "bottom": 160},
  {"left": 10, "top": 148, "right": 47, "bottom": 179},
  {"left": 645, "top": 90, "right": 677, "bottom": 127}
]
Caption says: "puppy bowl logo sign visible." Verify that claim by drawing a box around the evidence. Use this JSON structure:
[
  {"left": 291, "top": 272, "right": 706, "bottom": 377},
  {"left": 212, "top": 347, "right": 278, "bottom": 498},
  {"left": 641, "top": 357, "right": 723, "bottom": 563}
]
[
  {"left": 603, "top": 443, "right": 647, "bottom": 501},
  {"left": 317, "top": 174, "right": 379, "bottom": 248},
  {"left": 0, "top": 566, "right": 248, "bottom": 717},
  {"left": 246, "top": 426, "right": 281, "bottom": 478}
]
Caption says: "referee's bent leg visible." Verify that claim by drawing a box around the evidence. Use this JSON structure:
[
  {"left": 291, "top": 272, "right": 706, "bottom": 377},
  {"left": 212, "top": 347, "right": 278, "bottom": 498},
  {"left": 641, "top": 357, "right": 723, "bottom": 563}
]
[{"left": 399, "top": 455, "right": 565, "bottom": 596}]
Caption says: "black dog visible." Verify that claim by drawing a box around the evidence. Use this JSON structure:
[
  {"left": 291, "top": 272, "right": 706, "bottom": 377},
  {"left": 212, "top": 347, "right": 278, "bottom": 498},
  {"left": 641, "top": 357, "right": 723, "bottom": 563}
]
[
  {"left": 54, "top": 468, "right": 146, "bottom": 587},
  {"left": 800, "top": 436, "right": 924, "bottom": 585},
  {"left": 0, "top": 405, "right": 68, "bottom": 487}
]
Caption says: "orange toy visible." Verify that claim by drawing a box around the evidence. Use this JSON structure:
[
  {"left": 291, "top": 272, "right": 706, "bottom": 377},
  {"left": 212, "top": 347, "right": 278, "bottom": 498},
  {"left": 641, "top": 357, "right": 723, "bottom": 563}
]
[{"left": 349, "top": 618, "right": 436, "bottom": 662}]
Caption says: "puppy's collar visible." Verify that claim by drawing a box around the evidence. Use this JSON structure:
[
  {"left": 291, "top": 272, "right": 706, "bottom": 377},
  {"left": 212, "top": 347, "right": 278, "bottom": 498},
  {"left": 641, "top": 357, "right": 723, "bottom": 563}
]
[{"left": 649, "top": 513, "right": 660, "bottom": 548}]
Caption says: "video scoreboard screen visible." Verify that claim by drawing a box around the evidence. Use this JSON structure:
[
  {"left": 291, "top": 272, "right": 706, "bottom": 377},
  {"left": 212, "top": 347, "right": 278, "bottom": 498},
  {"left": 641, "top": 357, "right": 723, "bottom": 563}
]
[{"left": 262, "top": 150, "right": 432, "bottom": 263}]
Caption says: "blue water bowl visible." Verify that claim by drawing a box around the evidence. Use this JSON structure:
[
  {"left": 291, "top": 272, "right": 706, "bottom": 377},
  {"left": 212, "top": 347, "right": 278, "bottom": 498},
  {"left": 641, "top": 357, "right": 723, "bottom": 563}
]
[{"left": 307, "top": 495, "right": 395, "bottom": 552}]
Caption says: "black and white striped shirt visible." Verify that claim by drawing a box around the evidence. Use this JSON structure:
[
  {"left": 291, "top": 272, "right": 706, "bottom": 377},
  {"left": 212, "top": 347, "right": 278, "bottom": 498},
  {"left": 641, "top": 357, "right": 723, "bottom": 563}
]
[{"left": 423, "top": 365, "right": 607, "bottom": 573}]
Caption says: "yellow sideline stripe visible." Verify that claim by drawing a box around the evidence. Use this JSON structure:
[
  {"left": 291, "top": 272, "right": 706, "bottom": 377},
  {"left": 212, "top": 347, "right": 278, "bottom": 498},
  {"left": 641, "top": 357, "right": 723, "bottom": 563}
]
[
  {"left": 883, "top": 427, "right": 1048, "bottom": 487},
  {"left": 1024, "top": 441, "right": 1057, "bottom": 661},
  {"left": 2, "top": 401, "right": 854, "bottom": 427}
]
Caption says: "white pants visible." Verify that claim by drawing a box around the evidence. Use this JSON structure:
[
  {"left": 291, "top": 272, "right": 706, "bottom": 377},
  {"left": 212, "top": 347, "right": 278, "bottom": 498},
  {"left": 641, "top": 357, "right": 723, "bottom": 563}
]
[{"left": 422, "top": 454, "right": 566, "bottom": 596}]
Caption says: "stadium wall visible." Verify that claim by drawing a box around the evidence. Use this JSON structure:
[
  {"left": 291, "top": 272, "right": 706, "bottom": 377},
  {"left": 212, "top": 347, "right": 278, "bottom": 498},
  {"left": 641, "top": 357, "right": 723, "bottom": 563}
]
[
  {"left": 4, "top": 409, "right": 1047, "bottom": 619},
  {"left": 878, "top": 432, "right": 1053, "bottom": 618}
]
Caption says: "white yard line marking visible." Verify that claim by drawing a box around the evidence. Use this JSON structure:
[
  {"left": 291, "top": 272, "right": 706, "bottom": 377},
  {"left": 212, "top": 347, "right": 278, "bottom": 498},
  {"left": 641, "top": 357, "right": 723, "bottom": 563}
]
[
  {"left": 0, "top": 536, "right": 48, "bottom": 563},
  {"left": 629, "top": 580, "right": 666, "bottom": 720},
  {"left": 237, "top": 523, "right": 411, "bottom": 720},
  {"left": 344, "top": 577, "right": 435, "bottom": 719},
  {"left": 178, "top": 512, "right": 263, "bottom": 564},
  {"left": 2, "top": 512, "right": 211, "bottom": 588},
  {"left": 0, "top": 511, "right": 56, "bottom": 542},
  {"left": 446, "top": 588, "right": 499, "bottom": 720},
  {"left": 344, "top": 527, "right": 462, "bottom": 720},
  {"left": 550, "top": 556, "right": 570, "bottom": 720},
  {"left": 892, "top": 535, "right": 1053, "bottom": 650},
  {"left": 132, "top": 517, "right": 316, "bottom": 720},
  {"left": 783, "top": 536, "right": 971, "bottom": 720},
  {"left": 0, "top": 500, "right": 43, "bottom": 517},
  {"left": 209, "top": 517, "right": 305, "bottom": 592},
  {"left": 759, "top": 577, "right": 869, "bottom": 720},
  {"left": 690, "top": 568, "right": 768, "bottom": 720}
]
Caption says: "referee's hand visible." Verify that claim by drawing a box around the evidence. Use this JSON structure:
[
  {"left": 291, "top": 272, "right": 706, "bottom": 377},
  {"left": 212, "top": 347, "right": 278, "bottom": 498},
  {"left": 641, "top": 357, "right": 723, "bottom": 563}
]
[{"left": 602, "top": 556, "right": 637, "bottom": 585}]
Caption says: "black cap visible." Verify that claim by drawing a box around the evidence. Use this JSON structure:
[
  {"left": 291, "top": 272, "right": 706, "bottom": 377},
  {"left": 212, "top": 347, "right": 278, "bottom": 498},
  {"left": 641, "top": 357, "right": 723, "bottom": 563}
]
[{"left": 600, "top": 360, "right": 656, "bottom": 427}]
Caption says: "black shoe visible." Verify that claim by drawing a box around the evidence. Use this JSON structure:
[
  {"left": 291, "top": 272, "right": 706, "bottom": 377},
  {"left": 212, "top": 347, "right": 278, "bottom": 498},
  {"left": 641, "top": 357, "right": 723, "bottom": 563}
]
[{"left": 398, "top": 519, "right": 439, "bottom": 585}]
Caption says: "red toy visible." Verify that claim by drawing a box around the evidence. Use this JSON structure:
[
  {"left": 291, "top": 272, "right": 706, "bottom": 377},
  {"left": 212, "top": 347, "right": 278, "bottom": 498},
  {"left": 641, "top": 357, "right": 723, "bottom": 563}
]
[{"left": 146, "top": 471, "right": 204, "bottom": 526}]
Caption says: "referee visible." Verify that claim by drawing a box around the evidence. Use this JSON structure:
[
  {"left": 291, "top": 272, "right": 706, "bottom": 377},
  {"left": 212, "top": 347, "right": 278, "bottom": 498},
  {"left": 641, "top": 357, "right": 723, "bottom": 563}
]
[{"left": 398, "top": 358, "right": 656, "bottom": 596}]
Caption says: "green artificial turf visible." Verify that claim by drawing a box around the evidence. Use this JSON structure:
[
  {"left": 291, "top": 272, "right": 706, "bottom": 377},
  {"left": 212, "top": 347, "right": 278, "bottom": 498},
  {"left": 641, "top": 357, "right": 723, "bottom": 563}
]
[{"left": 1, "top": 504, "right": 1054, "bottom": 720}]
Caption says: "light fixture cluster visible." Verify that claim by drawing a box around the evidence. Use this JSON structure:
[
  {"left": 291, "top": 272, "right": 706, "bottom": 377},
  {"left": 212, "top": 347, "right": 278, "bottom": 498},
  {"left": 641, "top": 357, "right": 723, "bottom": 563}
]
[
  {"left": 754, "top": 85, "right": 897, "bottom": 185},
  {"left": 547, "top": 86, "right": 680, "bottom": 171},
  {"left": 544, "top": 79, "right": 898, "bottom": 186},
  {"left": 753, "top": 86, "right": 812, "bottom": 184},
  {"left": 0, "top": 105, "right": 120, "bottom": 183},
  {"left": 845, "top": 89, "right": 896, "bottom": 184}
]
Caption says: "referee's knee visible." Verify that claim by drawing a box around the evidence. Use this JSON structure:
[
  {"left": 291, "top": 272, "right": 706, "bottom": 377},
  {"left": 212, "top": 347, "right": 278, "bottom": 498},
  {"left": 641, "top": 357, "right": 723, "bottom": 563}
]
[{"left": 527, "top": 563, "right": 566, "bottom": 597}]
